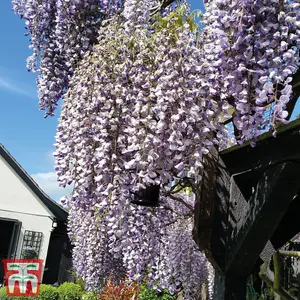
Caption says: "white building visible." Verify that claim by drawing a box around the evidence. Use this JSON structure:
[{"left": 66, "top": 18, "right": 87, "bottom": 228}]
[{"left": 0, "top": 144, "right": 71, "bottom": 284}]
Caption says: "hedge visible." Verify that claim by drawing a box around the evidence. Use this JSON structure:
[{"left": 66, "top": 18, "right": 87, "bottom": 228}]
[
  {"left": 0, "top": 283, "right": 82, "bottom": 300},
  {"left": 81, "top": 291, "right": 99, "bottom": 300},
  {"left": 0, "top": 287, "right": 8, "bottom": 300},
  {"left": 57, "top": 282, "right": 83, "bottom": 300},
  {"left": 0, "top": 286, "right": 31, "bottom": 300},
  {"left": 38, "top": 284, "right": 59, "bottom": 300}
]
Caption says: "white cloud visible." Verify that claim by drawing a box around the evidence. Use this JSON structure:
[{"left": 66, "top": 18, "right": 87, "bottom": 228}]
[
  {"left": 31, "top": 171, "right": 73, "bottom": 201},
  {"left": 0, "top": 76, "right": 35, "bottom": 98}
]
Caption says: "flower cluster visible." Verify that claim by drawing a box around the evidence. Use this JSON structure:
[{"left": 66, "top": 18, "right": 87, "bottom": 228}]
[
  {"left": 54, "top": 4, "right": 227, "bottom": 195},
  {"left": 12, "top": 0, "right": 123, "bottom": 115},
  {"left": 68, "top": 192, "right": 213, "bottom": 298},
  {"left": 55, "top": 6, "right": 215, "bottom": 297},
  {"left": 202, "top": 0, "right": 300, "bottom": 142}
]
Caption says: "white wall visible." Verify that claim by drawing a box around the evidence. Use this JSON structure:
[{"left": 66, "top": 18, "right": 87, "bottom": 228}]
[
  {"left": 0, "top": 155, "right": 55, "bottom": 280},
  {"left": 0, "top": 210, "right": 53, "bottom": 262}
]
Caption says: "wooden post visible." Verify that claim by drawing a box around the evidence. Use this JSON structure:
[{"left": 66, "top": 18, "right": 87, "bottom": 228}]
[
  {"left": 193, "top": 147, "right": 218, "bottom": 251},
  {"left": 213, "top": 271, "right": 247, "bottom": 300},
  {"left": 225, "top": 274, "right": 247, "bottom": 300}
]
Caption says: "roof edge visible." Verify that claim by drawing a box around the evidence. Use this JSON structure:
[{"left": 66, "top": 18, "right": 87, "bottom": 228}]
[{"left": 0, "top": 144, "right": 68, "bottom": 221}]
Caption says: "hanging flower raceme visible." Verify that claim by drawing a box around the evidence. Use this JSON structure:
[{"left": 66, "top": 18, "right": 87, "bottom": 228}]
[
  {"left": 12, "top": 0, "right": 123, "bottom": 115},
  {"left": 67, "top": 189, "right": 213, "bottom": 298},
  {"left": 54, "top": 3, "right": 217, "bottom": 297},
  {"left": 54, "top": 2, "right": 229, "bottom": 206},
  {"left": 202, "top": 0, "right": 300, "bottom": 143}
]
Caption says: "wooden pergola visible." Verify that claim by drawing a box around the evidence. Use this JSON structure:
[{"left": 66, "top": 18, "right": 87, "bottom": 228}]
[{"left": 193, "top": 71, "right": 300, "bottom": 299}]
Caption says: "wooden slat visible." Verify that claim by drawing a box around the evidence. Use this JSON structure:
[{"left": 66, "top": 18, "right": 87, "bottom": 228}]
[
  {"left": 193, "top": 147, "right": 218, "bottom": 251},
  {"left": 226, "top": 162, "right": 300, "bottom": 275}
]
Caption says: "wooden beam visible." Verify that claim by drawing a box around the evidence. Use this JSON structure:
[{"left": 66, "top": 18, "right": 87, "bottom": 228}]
[
  {"left": 204, "top": 156, "right": 232, "bottom": 271},
  {"left": 220, "top": 118, "right": 300, "bottom": 175},
  {"left": 287, "top": 70, "right": 300, "bottom": 119},
  {"left": 270, "top": 194, "right": 300, "bottom": 250},
  {"left": 193, "top": 148, "right": 218, "bottom": 251},
  {"left": 226, "top": 161, "right": 300, "bottom": 276}
]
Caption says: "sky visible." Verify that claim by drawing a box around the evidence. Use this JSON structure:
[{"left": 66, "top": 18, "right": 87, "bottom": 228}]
[{"left": 0, "top": 0, "right": 298, "bottom": 200}]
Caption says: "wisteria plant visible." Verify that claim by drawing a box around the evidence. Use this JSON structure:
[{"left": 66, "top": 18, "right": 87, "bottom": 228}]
[{"left": 13, "top": 0, "right": 299, "bottom": 299}]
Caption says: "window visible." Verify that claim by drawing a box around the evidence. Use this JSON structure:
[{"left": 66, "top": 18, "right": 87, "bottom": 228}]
[{"left": 21, "top": 230, "right": 43, "bottom": 259}]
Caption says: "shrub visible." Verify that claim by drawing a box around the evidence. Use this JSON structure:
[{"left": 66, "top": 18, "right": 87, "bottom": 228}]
[
  {"left": 68, "top": 268, "right": 85, "bottom": 290},
  {"left": 0, "top": 285, "right": 42, "bottom": 300},
  {"left": 138, "top": 284, "right": 176, "bottom": 300},
  {"left": 99, "top": 278, "right": 138, "bottom": 300},
  {"left": 38, "top": 284, "right": 59, "bottom": 300},
  {"left": 0, "top": 286, "right": 31, "bottom": 300},
  {"left": 75, "top": 276, "right": 86, "bottom": 291},
  {"left": 0, "top": 287, "right": 8, "bottom": 300},
  {"left": 82, "top": 291, "right": 99, "bottom": 300},
  {"left": 57, "top": 282, "right": 83, "bottom": 300}
]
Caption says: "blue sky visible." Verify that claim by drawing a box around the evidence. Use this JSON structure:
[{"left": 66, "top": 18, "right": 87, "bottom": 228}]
[
  {"left": 1, "top": 1, "right": 68, "bottom": 200},
  {"left": 0, "top": 0, "right": 298, "bottom": 200}
]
